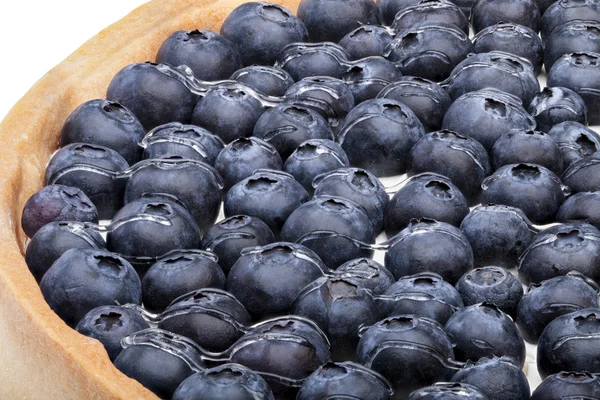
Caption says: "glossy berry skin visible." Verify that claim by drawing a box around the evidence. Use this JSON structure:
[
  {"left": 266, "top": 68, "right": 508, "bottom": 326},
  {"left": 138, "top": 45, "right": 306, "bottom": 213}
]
[
  {"left": 451, "top": 356, "right": 530, "bottom": 400},
  {"left": 531, "top": 371, "right": 600, "bottom": 400},
  {"left": 230, "top": 66, "right": 294, "bottom": 97},
  {"left": 340, "top": 56, "right": 401, "bottom": 104},
  {"left": 472, "top": 23, "right": 543, "bottom": 75},
  {"left": 297, "top": 0, "right": 382, "bottom": 42},
  {"left": 142, "top": 250, "right": 226, "bottom": 313},
  {"left": 460, "top": 205, "right": 536, "bottom": 268},
  {"left": 518, "top": 223, "right": 600, "bottom": 285},
  {"left": 76, "top": 304, "right": 150, "bottom": 361},
  {"left": 378, "top": 76, "right": 452, "bottom": 132},
  {"left": 407, "top": 130, "right": 491, "bottom": 205},
  {"left": 224, "top": 169, "right": 309, "bottom": 237},
  {"left": 386, "top": 22, "right": 473, "bottom": 82},
  {"left": 385, "top": 219, "right": 474, "bottom": 284},
  {"left": 201, "top": 215, "right": 275, "bottom": 275},
  {"left": 445, "top": 303, "right": 526, "bottom": 367},
  {"left": 562, "top": 152, "right": 600, "bottom": 194},
  {"left": 378, "top": 0, "right": 420, "bottom": 25},
  {"left": 313, "top": 167, "right": 389, "bottom": 234},
  {"left": 557, "top": 191, "right": 600, "bottom": 229},
  {"left": 124, "top": 159, "right": 222, "bottom": 235},
  {"left": 547, "top": 121, "right": 600, "bottom": 170},
  {"left": 157, "top": 288, "right": 252, "bottom": 352},
  {"left": 408, "top": 382, "right": 489, "bottom": 400},
  {"left": 25, "top": 221, "right": 105, "bottom": 283},
  {"left": 338, "top": 25, "right": 394, "bottom": 59},
  {"left": 297, "top": 361, "right": 392, "bottom": 400},
  {"left": 40, "top": 248, "right": 142, "bottom": 327},
  {"left": 60, "top": 99, "right": 145, "bottom": 165},
  {"left": 226, "top": 242, "right": 328, "bottom": 319},
  {"left": 480, "top": 163, "right": 567, "bottom": 225},
  {"left": 277, "top": 42, "right": 349, "bottom": 81},
  {"left": 391, "top": 0, "right": 469, "bottom": 34},
  {"left": 335, "top": 258, "right": 395, "bottom": 294},
  {"left": 537, "top": 308, "right": 600, "bottom": 378},
  {"left": 191, "top": 86, "right": 265, "bottom": 144},
  {"left": 516, "top": 273, "right": 600, "bottom": 344},
  {"left": 156, "top": 30, "right": 242, "bottom": 81},
  {"left": 214, "top": 137, "right": 282, "bottom": 191},
  {"left": 172, "top": 364, "right": 274, "bottom": 400},
  {"left": 541, "top": 0, "right": 600, "bottom": 40},
  {"left": 253, "top": 103, "right": 334, "bottom": 160},
  {"left": 21, "top": 184, "right": 98, "bottom": 238},
  {"left": 337, "top": 98, "right": 425, "bottom": 177},
  {"left": 283, "top": 139, "right": 349, "bottom": 194},
  {"left": 357, "top": 315, "right": 456, "bottom": 399},
  {"left": 441, "top": 88, "right": 536, "bottom": 152},
  {"left": 528, "top": 87, "right": 588, "bottom": 132},
  {"left": 379, "top": 272, "right": 464, "bottom": 325},
  {"left": 141, "top": 123, "right": 225, "bottom": 165},
  {"left": 470, "top": 0, "right": 540, "bottom": 34},
  {"left": 490, "top": 130, "right": 564, "bottom": 176},
  {"left": 106, "top": 62, "right": 197, "bottom": 130},
  {"left": 281, "top": 196, "right": 375, "bottom": 269},
  {"left": 384, "top": 173, "right": 469, "bottom": 237},
  {"left": 545, "top": 21, "right": 600, "bottom": 73},
  {"left": 45, "top": 143, "right": 128, "bottom": 220},
  {"left": 455, "top": 266, "right": 523, "bottom": 318}
]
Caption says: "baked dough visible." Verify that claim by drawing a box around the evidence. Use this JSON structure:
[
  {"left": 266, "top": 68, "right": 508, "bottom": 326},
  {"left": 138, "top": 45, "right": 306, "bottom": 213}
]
[{"left": 0, "top": 0, "right": 299, "bottom": 398}]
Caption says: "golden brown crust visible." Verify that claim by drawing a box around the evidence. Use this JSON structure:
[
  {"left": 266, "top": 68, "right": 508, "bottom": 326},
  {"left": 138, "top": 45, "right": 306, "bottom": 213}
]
[{"left": 0, "top": 0, "right": 299, "bottom": 398}]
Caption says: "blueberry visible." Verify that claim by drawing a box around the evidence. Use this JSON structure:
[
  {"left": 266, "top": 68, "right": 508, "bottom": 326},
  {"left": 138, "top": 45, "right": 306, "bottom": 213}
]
[
  {"left": 142, "top": 250, "right": 225, "bottom": 313},
  {"left": 470, "top": 0, "right": 540, "bottom": 34},
  {"left": 341, "top": 56, "right": 402, "bottom": 104},
  {"left": 451, "top": 356, "right": 530, "bottom": 400},
  {"left": 378, "top": 0, "right": 422, "bottom": 25},
  {"left": 386, "top": 22, "right": 473, "bottom": 82},
  {"left": 379, "top": 272, "right": 464, "bottom": 325},
  {"left": 157, "top": 288, "right": 252, "bottom": 352},
  {"left": 456, "top": 266, "right": 523, "bottom": 318},
  {"left": 214, "top": 137, "right": 283, "bottom": 191},
  {"left": 537, "top": 308, "right": 600, "bottom": 378},
  {"left": 407, "top": 130, "right": 491, "bottom": 205},
  {"left": 547, "top": 121, "right": 600, "bottom": 170},
  {"left": 21, "top": 184, "right": 98, "bottom": 238},
  {"left": 201, "top": 215, "right": 275, "bottom": 275},
  {"left": 385, "top": 219, "right": 474, "bottom": 284},
  {"left": 528, "top": 87, "right": 588, "bottom": 132},
  {"left": 277, "top": 42, "right": 350, "bottom": 81},
  {"left": 39, "top": 248, "right": 141, "bottom": 327},
  {"left": 377, "top": 76, "right": 452, "bottom": 132},
  {"left": 75, "top": 304, "right": 149, "bottom": 361},
  {"left": 172, "top": 364, "right": 274, "bottom": 400},
  {"left": 557, "top": 191, "right": 600, "bottom": 229},
  {"left": 220, "top": 2, "right": 308, "bottom": 65},
  {"left": 384, "top": 173, "right": 469, "bottom": 237},
  {"left": 532, "top": 371, "right": 600, "bottom": 400},
  {"left": 441, "top": 88, "right": 536, "bottom": 152},
  {"left": 25, "top": 221, "right": 104, "bottom": 282},
  {"left": 517, "top": 223, "right": 600, "bottom": 284},
  {"left": 191, "top": 86, "right": 265, "bottom": 143},
  {"left": 156, "top": 30, "right": 243, "bottom": 81},
  {"left": 516, "top": 272, "right": 600, "bottom": 343},
  {"left": 472, "top": 22, "right": 543, "bottom": 75},
  {"left": 297, "top": 0, "right": 381, "bottom": 42},
  {"left": 253, "top": 103, "right": 334, "bottom": 160},
  {"left": 224, "top": 169, "right": 309, "bottom": 237},
  {"left": 60, "top": 99, "right": 145, "bottom": 165},
  {"left": 141, "top": 122, "right": 225, "bottom": 165},
  {"left": 357, "top": 315, "right": 456, "bottom": 398},
  {"left": 544, "top": 21, "right": 600, "bottom": 73},
  {"left": 281, "top": 196, "right": 376, "bottom": 269},
  {"left": 490, "top": 129, "right": 564, "bottom": 176},
  {"left": 284, "top": 139, "right": 349, "bottom": 194},
  {"left": 445, "top": 303, "right": 526, "bottom": 367},
  {"left": 226, "top": 242, "right": 328, "bottom": 319},
  {"left": 408, "top": 382, "right": 489, "bottom": 400},
  {"left": 338, "top": 25, "right": 394, "bottom": 59},
  {"left": 337, "top": 98, "right": 425, "bottom": 177},
  {"left": 230, "top": 65, "right": 295, "bottom": 97},
  {"left": 391, "top": 0, "right": 469, "bottom": 34},
  {"left": 124, "top": 159, "right": 222, "bottom": 235},
  {"left": 541, "top": 0, "right": 600, "bottom": 40},
  {"left": 106, "top": 62, "right": 197, "bottom": 130},
  {"left": 562, "top": 151, "right": 600, "bottom": 194},
  {"left": 335, "top": 258, "right": 395, "bottom": 294},
  {"left": 44, "top": 143, "right": 128, "bottom": 219},
  {"left": 480, "top": 163, "right": 567, "bottom": 224},
  {"left": 313, "top": 167, "right": 389, "bottom": 234},
  {"left": 297, "top": 361, "right": 393, "bottom": 400},
  {"left": 460, "top": 204, "right": 536, "bottom": 268}
]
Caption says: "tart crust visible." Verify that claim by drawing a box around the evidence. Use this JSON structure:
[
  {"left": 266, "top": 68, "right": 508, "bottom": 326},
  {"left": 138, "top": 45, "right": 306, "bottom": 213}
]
[{"left": 0, "top": 0, "right": 299, "bottom": 398}]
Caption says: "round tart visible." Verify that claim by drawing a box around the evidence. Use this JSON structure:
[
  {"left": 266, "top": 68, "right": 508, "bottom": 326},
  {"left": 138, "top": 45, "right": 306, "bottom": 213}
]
[{"left": 0, "top": 0, "right": 298, "bottom": 398}]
